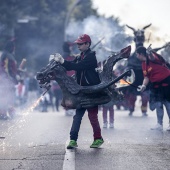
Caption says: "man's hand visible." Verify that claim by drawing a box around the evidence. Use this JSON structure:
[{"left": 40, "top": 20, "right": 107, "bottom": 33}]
[
  {"left": 49, "top": 53, "right": 64, "bottom": 64},
  {"left": 54, "top": 53, "right": 64, "bottom": 63},
  {"left": 137, "top": 85, "right": 146, "bottom": 92},
  {"left": 49, "top": 55, "right": 54, "bottom": 61}
]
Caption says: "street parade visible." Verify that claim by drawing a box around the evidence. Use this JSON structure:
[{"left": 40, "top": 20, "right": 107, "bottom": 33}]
[{"left": 0, "top": 0, "right": 170, "bottom": 170}]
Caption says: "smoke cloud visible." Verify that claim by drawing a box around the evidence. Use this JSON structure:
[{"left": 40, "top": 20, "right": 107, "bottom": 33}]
[{"left": 66, "top": 15, "right": 132, "bottom": 62}]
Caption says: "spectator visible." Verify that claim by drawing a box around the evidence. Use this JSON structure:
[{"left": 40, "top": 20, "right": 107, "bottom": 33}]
[{"left": 102, "top": 100, "right": 114, "bottom": 128}]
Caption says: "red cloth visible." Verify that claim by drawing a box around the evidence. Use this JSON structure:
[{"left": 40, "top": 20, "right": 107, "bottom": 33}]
[
  {"left": 87, "top": 106, "right": 102, "bottom": 140},
  {"left": 81, "top": 53, "right": 84, "bottom": 60},
  {"left": 142, "top": 61, "right": 170, "bottom": 82}
]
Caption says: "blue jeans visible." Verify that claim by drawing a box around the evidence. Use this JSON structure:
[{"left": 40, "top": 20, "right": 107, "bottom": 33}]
[{"left": 156, "top": 101, "right": 170, "bottom": 125}]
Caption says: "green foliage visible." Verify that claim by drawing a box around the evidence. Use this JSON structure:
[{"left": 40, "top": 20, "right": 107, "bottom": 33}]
[
  {"left": 71, "top": 0, "right": 98, "bottom": 21},
  {"left": 0, "top": 0, "right": 126, "bottom": 72}
]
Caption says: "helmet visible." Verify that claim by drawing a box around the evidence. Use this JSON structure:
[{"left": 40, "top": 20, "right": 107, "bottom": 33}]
[{"left": 74, "top": 34, "right": 91, "bottom": 43}]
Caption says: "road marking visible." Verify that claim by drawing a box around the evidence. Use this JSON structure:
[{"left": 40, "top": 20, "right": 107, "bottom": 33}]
[{"left": 63, "top": 140, "right": 75, "bottom": 170}]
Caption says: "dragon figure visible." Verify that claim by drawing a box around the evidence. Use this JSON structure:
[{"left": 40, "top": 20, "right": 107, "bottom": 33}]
[{"left": 36, "top": 45, "right": 132, "bottom": 109}]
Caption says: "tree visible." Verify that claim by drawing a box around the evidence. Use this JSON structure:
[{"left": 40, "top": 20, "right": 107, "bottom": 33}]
[{"left": 0, "top": 0, "right": 99, "bottom": 71}]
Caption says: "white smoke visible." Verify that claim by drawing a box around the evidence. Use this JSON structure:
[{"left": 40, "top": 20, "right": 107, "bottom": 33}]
[
  {"left": 66, "top": 15, "right": 132, "bottom": 62},
  {"left": 0, "top": 23, "right": 5, "bottom": 36},
  {"left": 0, "top": 76, "right": 15, "bottom": 110}
]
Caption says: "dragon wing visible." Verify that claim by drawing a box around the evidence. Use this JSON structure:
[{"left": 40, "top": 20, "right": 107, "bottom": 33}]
[
  {"left": 61, "top": 75, "right": 82, "bottom": 94},
  {"left": 81, "top": 70, "right": 131, "bottom": 94},
  {"left": 100, "top": 45, "right": 131, "bottom": 83},
  {"left": 80, "top": 46, "right": 131, "bottom": 94}
]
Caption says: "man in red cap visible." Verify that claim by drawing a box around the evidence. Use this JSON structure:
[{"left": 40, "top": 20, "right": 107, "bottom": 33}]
[{"left": 51, "top": 34, "right": 104, "bottom": 149}]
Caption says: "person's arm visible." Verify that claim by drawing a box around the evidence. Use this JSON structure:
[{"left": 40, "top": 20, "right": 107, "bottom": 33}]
[
  {"left": 50, "top": 52, "right": 97, "bottom": 71},
  {"left": 140, "top": 76, "right": 149, "bottom": 92},
  {"left": 62, "top": 53, "right": 97, "bottom": 71},
  {"left": 143, "top": 76, "right": 149, "bottom": 86}
]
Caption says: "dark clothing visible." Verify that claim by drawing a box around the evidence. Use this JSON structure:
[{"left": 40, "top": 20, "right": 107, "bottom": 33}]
[
  {"left": 155, "top": 101, "right": 170, "bottom": 125},
  {"left": 126, "top": 52, "right": 149, "bottom": 114},
  {"left": 128, "top": 52, "right": 143, "bottom": 70},
  {"left": 149, "top": 76, "right": 170, "bottom": 110},
  {"left": 62, "top": 48, "right": 102, "bottom": 141},
  {"left": 70, "top": 106, "right": 102, "bottom": 141},
  {"left": 52, "top": 81, "right": 62, "bottom": 111},
  {"left": 128, "top": 52, "right": 146, "bottom": 91},
  {"left": 62, "top": 48, "right": 101, "bottom": 86},
  {"left": 148, "top": 76, "right": 170, "bottom": 125},
  {"left": 128, "top": 90, "right": 149, "bottom": 113},
  {"left": 28, "top": 77, "right": 38, "bottom": 91}
]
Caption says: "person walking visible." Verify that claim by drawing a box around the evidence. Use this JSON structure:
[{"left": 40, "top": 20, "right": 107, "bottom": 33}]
[
  {"left": 102, "top": 101, "right": 114, "bottom": 128},
  {"left": 51, "top": 34, "right": 104, "bottom": 149},
  {"left": 136, "top": 46, "right": 170, "bottom": 131}
]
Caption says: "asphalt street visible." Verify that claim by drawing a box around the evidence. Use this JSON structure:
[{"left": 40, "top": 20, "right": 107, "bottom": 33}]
[{"left": 0, "top": 97, "right": 170, "bottom": 170}]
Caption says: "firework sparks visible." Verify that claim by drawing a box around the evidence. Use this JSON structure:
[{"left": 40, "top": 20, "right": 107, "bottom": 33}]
[
  {"left": 0, "top": 94, "right": 45, "bottom": 148},
  {"left": 22, "top": 95, "right": 44, "bottom": 116}
]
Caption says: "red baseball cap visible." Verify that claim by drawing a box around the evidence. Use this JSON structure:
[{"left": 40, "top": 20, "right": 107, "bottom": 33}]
[{"left": 74, "top": 34, "right": 91, "bottom": 43}]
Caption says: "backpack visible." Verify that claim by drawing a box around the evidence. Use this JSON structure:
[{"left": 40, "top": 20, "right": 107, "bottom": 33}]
[{"left": 147, "top": 47, "right": 170, "bottom": 69}]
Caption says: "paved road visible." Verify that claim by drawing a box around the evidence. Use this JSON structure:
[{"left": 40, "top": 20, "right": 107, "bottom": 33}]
[
  {"left": 0, "top": 106, "right": 72, "bottom": 170},
  {"left": 0, "top": 98, "right": 170, "bottom": 170},
  {"left": 76, "top": 106, "right": 170, "bottom": 170}
]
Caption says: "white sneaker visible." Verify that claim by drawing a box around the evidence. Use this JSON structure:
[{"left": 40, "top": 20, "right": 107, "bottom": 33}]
[
  {"left": 166, "top": 124, "right": 170, "bottom": 131},
  {"left": 103, "top": 122, "right": 107, "bottom": 128},
  {"left": 109, "top": 123, "right": 114, "bottom": 128},
  {"left": 151, "top": 123, "right": 163, "bottom": 131}
]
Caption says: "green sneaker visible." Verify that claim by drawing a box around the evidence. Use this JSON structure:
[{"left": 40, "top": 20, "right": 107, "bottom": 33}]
[
  {"left": 90, "top": 139, "right": 104, "bottom": 148},
  {"left": 67, "top": 140, "right": 78, "bottom": 149}
]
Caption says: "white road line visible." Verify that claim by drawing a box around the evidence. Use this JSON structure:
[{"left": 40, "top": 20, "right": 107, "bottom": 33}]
[{"left": 63, "top": 140, "right": 76, "bottom": 170}]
